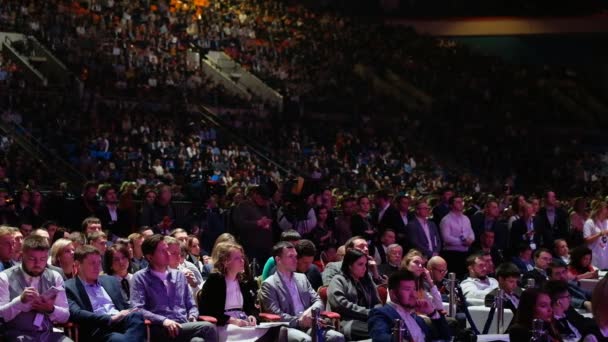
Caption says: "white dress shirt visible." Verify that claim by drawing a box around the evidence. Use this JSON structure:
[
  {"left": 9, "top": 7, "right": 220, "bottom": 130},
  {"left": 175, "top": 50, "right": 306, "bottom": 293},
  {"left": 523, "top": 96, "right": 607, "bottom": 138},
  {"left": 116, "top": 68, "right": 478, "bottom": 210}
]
[
  {"left": 440, "top": 211, "right": 474, "bottom": 252},
  {"left": 389, "top": 302, "right": 425, "bottom": 342},
  {"left": 0, "top": 267, "right": 69, "bottom": 324},
  {"left": 460, "top": 276, "right": 499, "bottom": 299}
]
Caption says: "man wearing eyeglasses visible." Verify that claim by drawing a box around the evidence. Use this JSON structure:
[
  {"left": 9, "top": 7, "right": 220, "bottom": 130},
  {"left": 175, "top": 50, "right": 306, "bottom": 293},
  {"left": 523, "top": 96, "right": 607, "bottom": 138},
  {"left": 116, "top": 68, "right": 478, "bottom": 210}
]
[
  {"left": 426, "top": 256, "right": 449, "bottom": 302},
  {"left": 408, "top": 202, "right": 441, "bottom": 260},
  {"left": 545, "top": 280, "right": 595, "bottom": 342}
]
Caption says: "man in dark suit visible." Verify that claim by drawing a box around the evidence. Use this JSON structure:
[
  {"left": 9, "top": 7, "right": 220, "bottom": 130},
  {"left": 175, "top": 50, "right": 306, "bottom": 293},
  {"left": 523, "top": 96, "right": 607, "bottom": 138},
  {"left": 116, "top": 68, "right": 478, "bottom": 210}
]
[
  {"left": 431, "top": 188, "right": 453, "bottom": 227},
  {"left": 70, "top": 181, "right": 99, "bottom": 231},
  {"left": 470, "top": 200, "right": 509, "bottom": 251},
  {"left": 369, "top": 270, "right": 451, "bottom": 342},
  {"left": 545, "top": 280, "right": 596, "bottom": 339},
  {"left": 373, "top": 190, "right": 402, "bottom": 234},
  {"left": 510, "top": 202, "right": 550, "bottom": 252},
  {"left": 65, "top": 245, "right": 146, "bottom": 342},
  {"left": 535, "top": 191, "right": 569, "bottom": 244},
  {"left": 485, "top": 263, "right": 522, "bottom": 317},
  {"left": 95, "top": 186, "right": 130, "bottom": 239},
  {"left": 547, "top": 261, "right": 593, "bottom": 312},
  {"left": 521, "top": 248, "right": 552, "bottom": 289},
  {"left": 407, "top": 202, "right": 441, "bottom": 259}
]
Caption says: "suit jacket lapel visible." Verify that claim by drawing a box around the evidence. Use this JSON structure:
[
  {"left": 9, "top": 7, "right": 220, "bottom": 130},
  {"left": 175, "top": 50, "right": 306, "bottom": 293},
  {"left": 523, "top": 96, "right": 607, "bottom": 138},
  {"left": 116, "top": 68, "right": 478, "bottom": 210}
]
[
  {"left": 100, "top": 276, "right": 124, "bottom": 310},
  {"left": 416, "top": 219, "right": 431, "bottom": 249},
  {"left": 275, "top": 274, "right": 294, "bottom": 315},
  {"left": 76, "top": 278, "right": 94, "bottom": 312}
]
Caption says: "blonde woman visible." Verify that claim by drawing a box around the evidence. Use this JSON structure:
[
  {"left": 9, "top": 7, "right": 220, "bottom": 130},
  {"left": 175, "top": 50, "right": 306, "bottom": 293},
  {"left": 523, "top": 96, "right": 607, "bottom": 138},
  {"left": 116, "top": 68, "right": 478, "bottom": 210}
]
[
  {"left": 583, "top": 201, "right": 608, "bottom": 270},
  {"left": 50, "top": 238, "right": 76, "bottom": 280},
  {"left": 400, "top": 249, "right": 443, "bottom": 310},
  {"left": 197, "top": 242, "right": 277, "bottom": 341}
]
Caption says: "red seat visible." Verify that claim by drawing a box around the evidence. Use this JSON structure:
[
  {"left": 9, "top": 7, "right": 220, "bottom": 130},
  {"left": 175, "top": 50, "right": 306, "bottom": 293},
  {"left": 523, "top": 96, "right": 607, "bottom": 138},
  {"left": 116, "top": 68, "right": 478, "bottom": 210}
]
[{"left": 317, "top": 286, "right": 341, "bottom": 330}]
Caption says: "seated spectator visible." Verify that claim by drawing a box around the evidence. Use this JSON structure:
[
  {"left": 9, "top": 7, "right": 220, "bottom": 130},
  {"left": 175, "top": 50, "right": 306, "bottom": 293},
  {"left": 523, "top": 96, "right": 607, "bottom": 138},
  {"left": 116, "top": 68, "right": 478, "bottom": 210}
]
[
  {"left": 198, "top": 242, "right": 278, "bottom": 341},
  {"left": 204, "top": 233, "right": 238, "bottom": 275},
  {"left": 372, "top": 228, "right": 397, "bottom": 265},
  {"left": 295, "top": 239, "right": 323, "bottom": 290},
  {"left": 128, "top": 233, "right": 148, "bottom": 272},
  {"left": 378, "top": 244, "right": 403, "bottom": 278},
  {"left": 50, "top": 238, "right": 76, "bottom": 280},
  {"left": 88, "top": 231, "right": 108, "bottom": 255},
  {"left": 318, "top": 243, "right": 340, "bottom": 271},
  {"left": 328, "top": 248, "right": 381, "bottom": 341},
  {"left": 568, "top": 246, "right": 598, "bottom": 281},
  {"left": 11, "top": 228, "right": 23, "bottom": 262},
  {"left": 186, "top": 235, "right": 204, "bottom": 275},
  {"left": 401, "top": 249, "right": 443, "bottom": 311},
  {"left": 485, "top": 262, "right": 521, "bottom": 320},
  {"left": 521, "top": 248, "right": 553, "bottom": 289},
  {"left": 508, "top": 288, "right": 561, "bottom": 342},
  {"left": 460, "top": 253, "right": 499, "bottom": 300},
  {"left": 368, "top": 270, "right": 451, "bottom": 342},
  {"left": 165, "top": 237, "right": 204, "bottom": 293},
  {"left": 104, "top": 244, "right": 134, "bottom": 303},
  {"left": 131, "top": 234, "right": 218, "bottom": 342},
  {"left": 82, "top": 217, "right": 103, "bottom": 235},
  {"left": 511, "top": 243, "right": 535, "bottom": 274},
  {"left": 547, "top": 260, "right": 593, "bottom": 312},
  {"left": 0, "top": 226, "right": 16, "bottom": 271},
  {"left": 322, "top": 236, "right": 384, "bottom": 286},
  {"left": 0, "top": 235, "right": 71, "bottom": 341},
  {"left": 260, "top": 241, "right": 344, "bottom": 342},
  {"left": 261, "top": 230, "right": 301, "bottom": 281},
  {"left": 582, "top": 277, "right": 608, "bottom": 342},
  {"left": 553, "top": 239, "right": 571, "bottom": 265},
  {"left": 427, "top": 256, "right": 450, "bottom": 302},
  {"left": 68, "top": 231, "right": 87, "bottom": 250},
  {"left": 170, "top": 228, "right": 189, "bottom": 245},
  {"left": 65, "top": 245, "right": 145, "bottom": 342},
  {"left": 545, "top": 280, "right": 595, "bottom": 342}
]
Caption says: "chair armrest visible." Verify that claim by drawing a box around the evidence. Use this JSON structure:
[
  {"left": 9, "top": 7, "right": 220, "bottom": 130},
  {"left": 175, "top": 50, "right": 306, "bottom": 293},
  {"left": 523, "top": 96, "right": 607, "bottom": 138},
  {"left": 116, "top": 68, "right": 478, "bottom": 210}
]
[
  {"left": 259, "top": 313, "right": 281, "bottom": 322},
  {"left": 321, "top": 311, "right": 340, "bottom": 320},
  {"left": 198, "top": 315, "right": 218, "bottom": 324},
  {"left": 144, "top": 319, "right": 152, "bottom": 325}
]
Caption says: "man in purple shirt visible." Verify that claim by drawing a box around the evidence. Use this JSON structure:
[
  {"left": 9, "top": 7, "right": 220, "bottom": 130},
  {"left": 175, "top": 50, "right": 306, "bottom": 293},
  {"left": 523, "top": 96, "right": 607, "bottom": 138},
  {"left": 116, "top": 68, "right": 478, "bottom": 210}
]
[{"left": 131, "top": 234, "right": 217, "bottom": 342}]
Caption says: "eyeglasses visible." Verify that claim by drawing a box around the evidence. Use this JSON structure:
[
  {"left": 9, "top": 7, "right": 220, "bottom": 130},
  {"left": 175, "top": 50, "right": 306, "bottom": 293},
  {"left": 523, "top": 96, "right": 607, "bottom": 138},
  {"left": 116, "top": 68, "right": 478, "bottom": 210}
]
[{"left": 433, "top": 268, "right": 448, "bottom": 274}]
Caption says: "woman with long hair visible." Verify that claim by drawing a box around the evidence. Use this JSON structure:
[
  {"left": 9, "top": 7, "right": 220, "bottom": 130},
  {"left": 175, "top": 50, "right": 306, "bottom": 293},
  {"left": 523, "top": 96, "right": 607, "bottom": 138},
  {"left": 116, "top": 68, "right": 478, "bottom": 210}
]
[
  {"left": 198, "top": 242, "right": 276, "bottom": 341},
  {"left": 508, "top": 288, "right": 562, "bottom": 342},
  {"left": 328, "top": 248, "right": 381, "bottom": 341},
  {"left": 568, "top": 246, "right": 598, "bottom": 281},
  {"left": 583, "top": 201, "right": 608, "bottom": 270},
  {"left": 400, "top": 249, "right": 443, "bottom": 310}
]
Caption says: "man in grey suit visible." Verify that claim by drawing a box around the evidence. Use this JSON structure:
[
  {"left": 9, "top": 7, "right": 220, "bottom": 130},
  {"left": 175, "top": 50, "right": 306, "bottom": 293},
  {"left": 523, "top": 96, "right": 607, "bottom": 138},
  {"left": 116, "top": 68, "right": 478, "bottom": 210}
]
[
  {"left": 261, "top": 241, "right": 344, "bottom": 342},
  {"left": 407, "top": 202, "right": 441, "bottom": 259}
]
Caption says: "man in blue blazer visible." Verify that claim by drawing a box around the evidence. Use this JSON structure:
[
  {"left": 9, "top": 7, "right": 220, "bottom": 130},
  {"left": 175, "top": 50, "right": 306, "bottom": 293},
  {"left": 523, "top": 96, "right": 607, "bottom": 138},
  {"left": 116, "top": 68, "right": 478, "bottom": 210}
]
[
  {"left": 406, "top": 202, "right": 441, "bottom": 259},
  {"left": 369, "top": 270, "right": 451, "bottom": 342},
  {"left": 65, "top": 245, "right": 146, "bottom": 342}
]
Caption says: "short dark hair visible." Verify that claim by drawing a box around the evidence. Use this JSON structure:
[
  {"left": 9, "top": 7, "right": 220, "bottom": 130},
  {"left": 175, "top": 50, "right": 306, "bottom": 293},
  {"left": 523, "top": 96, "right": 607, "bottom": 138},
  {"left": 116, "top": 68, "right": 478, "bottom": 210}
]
[
  {"left": 516, "top": 243, "right": 533, "bottom": 255},
  {"left": 280, "top": 230, "right": 301, "bottom": 242},
  {"left": 74, "top": 245, "right": 101, "bottom": 262},
  {"left": 272, "top": 241, "right": 295, "bottom": 259},
  {"left": 340, "top": 249, "right": 367, "bottom": 276},
  {"left": 546, "top": 260, "right": 567, "bottom": 277},
  {"left": 375, "top": 190, "right": 390, "bottom": 201},
  {"left": 296, "top": 239, "right": 316, "bottom": 259},
  {"left": 569, "top": 245, "right": 592, "bottom": 269},
  {"left": 81, "top": 217, "right": 101, "bottom": 231},
  {"left": 42, "top": 221, "right": 59, "bottom": 230},
  {"left": 448, "top": 195, "right": 462, "bottom": 206},
  {"left": 466, "top": 253, "right": 483, "bottom": 268},
  {"left": 496, "top": 262, "right": 520, "bottom": 279},
  {"left": 533, "top": 248, "right": 551, "bottom": 260},
  {"left": 544, "top": 280, "right": 570, "bottom": 303},
  {"left": 142, "top": 234, "right": 165, "bottom": 257},
  {"left": 388, "top": 270, "right": 417, "bottom": 290},
  {"left": 22, "top": 235, "right": 50, "bottom": 252}
]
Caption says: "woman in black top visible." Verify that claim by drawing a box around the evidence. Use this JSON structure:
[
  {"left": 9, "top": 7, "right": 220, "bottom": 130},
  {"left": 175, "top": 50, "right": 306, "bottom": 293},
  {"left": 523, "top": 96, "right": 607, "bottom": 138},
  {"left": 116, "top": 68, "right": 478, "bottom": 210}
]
[{"left": 508, "top": 288, "right": 562, "bottom": 342}]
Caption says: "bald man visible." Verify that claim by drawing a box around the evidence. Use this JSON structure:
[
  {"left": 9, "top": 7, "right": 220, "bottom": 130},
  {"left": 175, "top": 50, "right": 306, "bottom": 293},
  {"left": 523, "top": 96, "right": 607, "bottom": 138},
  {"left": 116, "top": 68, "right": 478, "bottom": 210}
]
[{"left": 427, "top": 256, "right": 450, "bottom": 302}]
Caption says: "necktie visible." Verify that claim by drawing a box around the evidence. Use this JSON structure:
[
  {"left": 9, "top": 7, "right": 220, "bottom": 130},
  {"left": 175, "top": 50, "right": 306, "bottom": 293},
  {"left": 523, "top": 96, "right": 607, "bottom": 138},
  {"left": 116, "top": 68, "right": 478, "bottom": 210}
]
[
  {"left": 121, "top": 278, "right": 130, "bottom": 300},
  {"left": 557, "top": 318, "right": 575, "bottom": 337}
]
